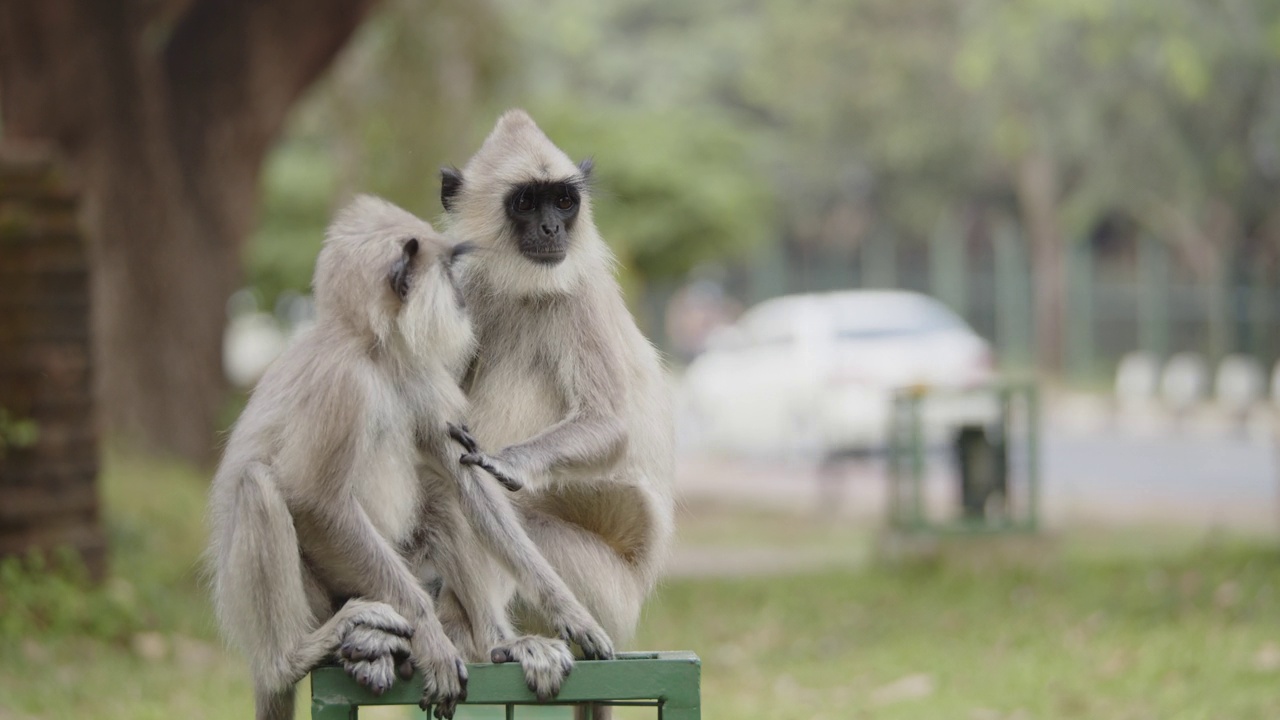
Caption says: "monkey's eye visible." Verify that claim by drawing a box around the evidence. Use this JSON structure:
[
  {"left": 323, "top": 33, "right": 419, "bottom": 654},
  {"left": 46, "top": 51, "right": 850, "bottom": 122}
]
[
  {"left": 514, "top": 192, "right": 535, "bottom": 213},
  {"left": 556, "top": 194, "right": 575, "bottom": 210}
]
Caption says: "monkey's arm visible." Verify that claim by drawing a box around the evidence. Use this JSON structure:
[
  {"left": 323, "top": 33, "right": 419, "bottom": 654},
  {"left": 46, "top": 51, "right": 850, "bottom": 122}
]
[
  {"left": 471, "top": 329, "right": 627, "bottom": 485},
  {"left": 444, "top": 442, "right": 613, "bottom": 660}
]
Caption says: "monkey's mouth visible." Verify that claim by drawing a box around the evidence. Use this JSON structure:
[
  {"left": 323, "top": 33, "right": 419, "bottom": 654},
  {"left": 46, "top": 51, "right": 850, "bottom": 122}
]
[{"left": 521, "top": 249, "right": 567, "bottom": 266}]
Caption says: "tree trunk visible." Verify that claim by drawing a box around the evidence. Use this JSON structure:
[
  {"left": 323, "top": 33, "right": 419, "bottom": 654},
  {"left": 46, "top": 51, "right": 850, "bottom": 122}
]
[
  {"left": 0, "top": 0, "right": 377, "bottom": 463},
  {"left": 1014, "top": 152, "right": 1066, "bottom": 375},
  {"left": 0, "top": 150, "right": 105, "bottom": 578}
]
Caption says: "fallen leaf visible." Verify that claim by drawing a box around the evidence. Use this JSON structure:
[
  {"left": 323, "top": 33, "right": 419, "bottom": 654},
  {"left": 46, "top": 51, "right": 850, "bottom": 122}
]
[
  {"left": 871, "top": 673, "right": 935, "bottom": 705},
  {"left": 1253, "top": 641, "right": 1280, "bottom": 672},
  {"left": 131, "top": 631, "right": 168, "bottom": 662}
]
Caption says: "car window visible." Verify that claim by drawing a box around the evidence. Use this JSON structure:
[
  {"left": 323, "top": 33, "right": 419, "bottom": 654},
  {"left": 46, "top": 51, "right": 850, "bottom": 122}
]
[{"left": 829, "top": 296, "right": 966, "bottom": 340}]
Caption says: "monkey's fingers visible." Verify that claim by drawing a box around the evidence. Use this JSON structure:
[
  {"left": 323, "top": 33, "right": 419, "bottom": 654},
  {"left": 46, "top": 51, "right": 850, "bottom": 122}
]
[
  {"left": 418, "top": 655, "right": 469, "bottom": 719},
  {"left": 460, "top": 453, "right": 524, "bottom": 491},
  {"left": 447, "top": 423, "right": 480, "bottom": 454},
  {"left": 490, "top": 636, "right": 573, "bottom": 702},
  {"left": 560, "top": 624, "right": 615, "bottom": 662},
  {"left": 340, "top": 625, "right": 412, "bottom": 663},
  {"left": 340, "top": 654, "right": 397, "bottom": 695},
  {"left": 348, "top": 601, "right": 415, "bottom": 638}
]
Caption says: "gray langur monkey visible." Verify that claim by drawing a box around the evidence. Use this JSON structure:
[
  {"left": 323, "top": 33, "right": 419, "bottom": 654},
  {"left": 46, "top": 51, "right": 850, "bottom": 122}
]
[
  {"left": 208, "top": 195, "right": 611, "bottom": 720},
  {"left": 438, "top": 111, "right": 676, "bottom": 679}
]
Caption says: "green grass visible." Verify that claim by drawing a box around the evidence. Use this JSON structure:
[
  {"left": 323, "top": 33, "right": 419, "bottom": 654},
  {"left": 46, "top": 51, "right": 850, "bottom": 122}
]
[
  {"left": 3, "top": 455, "right": 1279, "bottom": 719},
  {"left": 638, "top": 544, "right": 1280, "bottom": 719}
]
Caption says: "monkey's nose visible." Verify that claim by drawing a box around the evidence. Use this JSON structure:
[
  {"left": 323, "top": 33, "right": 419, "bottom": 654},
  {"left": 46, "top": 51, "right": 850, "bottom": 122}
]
[{"left": 540, "top": 223, "right": 559, "bottom": 237}]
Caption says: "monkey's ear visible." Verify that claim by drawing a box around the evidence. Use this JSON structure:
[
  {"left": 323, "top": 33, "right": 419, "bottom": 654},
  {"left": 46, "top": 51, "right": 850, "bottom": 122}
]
[
  {"left": 577, "top": 158, "right": 594, "bottom": 180},
  {"left": 389, "top": 238, "right": 417, "bottom": 301},
  {"left": 440, "top": 167, "right": 463, "bottom": 212}
]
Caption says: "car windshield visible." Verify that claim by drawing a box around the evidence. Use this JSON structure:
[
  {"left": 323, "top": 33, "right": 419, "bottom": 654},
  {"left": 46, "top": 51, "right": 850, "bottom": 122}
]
[{"left": 828, "top": 296, "right": 965, "bottom": 340}]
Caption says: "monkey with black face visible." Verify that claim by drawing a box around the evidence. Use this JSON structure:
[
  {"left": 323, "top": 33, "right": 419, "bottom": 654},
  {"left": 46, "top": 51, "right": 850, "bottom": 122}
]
[
  {"left": 439, "top": 111, "right": 676, "bottom": 707},
  {"left": 208, "top": 195, "right": 611, "bottom": 720}
]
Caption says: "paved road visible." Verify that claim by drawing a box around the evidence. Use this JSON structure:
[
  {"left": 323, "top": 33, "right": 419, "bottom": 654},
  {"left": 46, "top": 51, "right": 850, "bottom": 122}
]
[{"left": 676, "top": 416, "right": 1280, "bottom": 533}]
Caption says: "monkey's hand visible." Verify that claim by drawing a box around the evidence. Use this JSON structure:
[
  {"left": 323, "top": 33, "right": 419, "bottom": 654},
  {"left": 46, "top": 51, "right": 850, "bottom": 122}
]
[
  {"left": 489, "top": 635, "right": 575, "bottom": 702},
  {"left": 446, "top": 423, "right": 480, "bottom": 454},
  {"left": 335, "top": 600, "right": 415, "bottom": 695},
  {"left": 459, "top": 451, "right": 523, "bottom": 492},
  {"left": 413, "top": 633, "right": 469, "bottom": 720}
]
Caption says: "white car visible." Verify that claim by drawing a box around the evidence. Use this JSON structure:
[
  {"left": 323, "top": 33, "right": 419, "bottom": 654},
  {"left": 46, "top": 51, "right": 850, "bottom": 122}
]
[{"left": 680, "top": 290, "right": 998, "bottom": 458}]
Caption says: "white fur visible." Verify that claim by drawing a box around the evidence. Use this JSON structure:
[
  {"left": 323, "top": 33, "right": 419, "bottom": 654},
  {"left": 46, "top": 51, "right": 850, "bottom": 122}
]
[{"left": 441, "top": 110, "right": 677, "bottom": 663}]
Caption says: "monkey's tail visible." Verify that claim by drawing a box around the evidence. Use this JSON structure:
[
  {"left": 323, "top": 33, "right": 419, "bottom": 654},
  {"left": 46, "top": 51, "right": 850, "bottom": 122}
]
[{"left": 211, "top": 462, "right": 314, "bottom": 720}]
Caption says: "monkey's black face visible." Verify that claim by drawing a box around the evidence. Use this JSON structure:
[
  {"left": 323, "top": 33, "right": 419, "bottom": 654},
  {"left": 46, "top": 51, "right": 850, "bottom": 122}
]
[{"left": 503, "top": 181, "right": 581, "bottom": 265}]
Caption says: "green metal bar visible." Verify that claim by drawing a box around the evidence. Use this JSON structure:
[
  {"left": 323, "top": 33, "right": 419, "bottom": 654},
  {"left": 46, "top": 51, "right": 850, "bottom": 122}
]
[
  {"left": 1249, "top": 261, "right": 1271, "bottom": 361},
  {"left": 884, "top": 381, "right": 1041, "bottom": 537},
  {"left": 504, "top": 703, "right": 514, "bottom": 720},
  {"left": 909, "top": 392, "right": 925, "bottom": 529},
  {"left": 310, "top": 693, "right": 357, "bottom": 720},
  {"left": 1025, "top": 384, "right": 1041, "bottom": 532},
  {"left": 887, "top": 395, "right": 903, "bottom": 528},
  {"left": 1065, "top": 238, "right": 1094, "bottom": 383},
  {"left": 311, "top": 651, "right": 700, "bottom": 718},
  {"left": 1138, "top": 235, "right": 1170, "bottom": 359}
]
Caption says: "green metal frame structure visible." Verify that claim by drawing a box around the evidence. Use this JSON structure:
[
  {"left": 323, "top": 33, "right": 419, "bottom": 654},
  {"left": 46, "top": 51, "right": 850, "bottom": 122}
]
[
  {"left": 311, "top": 651, "right": 701, "bottom": 719},
  {"left": 886, "top": 382, "right": 1040, "bottom": 535}
]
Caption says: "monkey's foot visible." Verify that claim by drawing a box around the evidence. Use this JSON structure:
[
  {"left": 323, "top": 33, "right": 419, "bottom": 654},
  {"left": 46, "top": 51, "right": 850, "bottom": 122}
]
[
  {"left": 490, "top": 635, "right": 575, "bottom": 702},
  {"left": 555, "top": 613, "right": 615, "bottom": 661},
  {"left": 416, "top": 650, "right": 469, "bottom": 720},
  {"left": 337, "top": 601, "right": 415, "bottom": 694}
]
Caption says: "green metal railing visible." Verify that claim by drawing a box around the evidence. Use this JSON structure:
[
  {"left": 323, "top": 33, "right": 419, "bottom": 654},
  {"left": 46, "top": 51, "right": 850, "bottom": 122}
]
[
  {"left": 886, "top": 382, "right": 1040, "bottom": 535},
  {"left": 311, "top": 651, "right": 701, "bottom": 719}
]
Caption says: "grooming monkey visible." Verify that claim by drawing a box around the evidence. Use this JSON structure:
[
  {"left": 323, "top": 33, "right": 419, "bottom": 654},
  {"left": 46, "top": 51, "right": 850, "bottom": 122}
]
[
  {"left": 208, "top": 195, "right": 610, "bottom": 720},
  {"left": 438, "top": 111, "right": 676, "bottom": 672}
]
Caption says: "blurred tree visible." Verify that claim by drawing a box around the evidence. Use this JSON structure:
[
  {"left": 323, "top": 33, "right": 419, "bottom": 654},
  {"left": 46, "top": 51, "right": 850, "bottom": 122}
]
[
  {"left": 495, "top": 0, "right": 777, "bottom": 294},
  {"left": 534, "top": 108, "right": 773, "bottom": 291},
  {"left": 0, "top": 0, "right": 378, "bottom": 463},
  {"left": 954, "top": 0, "right": 1280, "bottom": 366},
  {"left": 245, "top": 0, "right": 509, "bottom": 308}
]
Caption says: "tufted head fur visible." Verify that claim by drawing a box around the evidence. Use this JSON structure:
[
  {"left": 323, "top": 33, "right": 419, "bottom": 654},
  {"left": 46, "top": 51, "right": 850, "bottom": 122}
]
[
  {"left": 439, "top": 110, "right": 612, "bottom": 298},
  {"left": 314, "top": 194, "right": 474, "bottom": 372}
]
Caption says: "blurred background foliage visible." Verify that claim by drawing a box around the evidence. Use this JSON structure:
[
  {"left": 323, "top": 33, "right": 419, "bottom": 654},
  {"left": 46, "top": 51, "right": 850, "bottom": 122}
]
[{"left": 248, "top": 0, "right": 1280, "bottom": 364}]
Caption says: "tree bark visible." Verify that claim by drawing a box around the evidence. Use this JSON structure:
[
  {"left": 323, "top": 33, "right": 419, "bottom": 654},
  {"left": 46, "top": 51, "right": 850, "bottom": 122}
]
[
  {"left": 0, "top": 0, "right": 377, "bottom": 463},
  {"left": 0, "top": 150, "right": 105, "bottom": 579}
]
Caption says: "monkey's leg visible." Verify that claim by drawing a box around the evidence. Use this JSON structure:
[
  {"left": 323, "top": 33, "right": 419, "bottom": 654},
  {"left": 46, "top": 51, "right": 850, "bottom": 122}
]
[
  {"left": 517, "top": 508, "right": 647, "bottom": 720},
  {"left": 429, "top": 480, "right": 579, "bottom": 702},
  {"left": 302, "top": 502, "right": 469, "bottom": 718},
  {"left": 254, "top": 599, "right": 416, "bottom": 719},
  {"left": 451, "top": 465, "right": 614, "bottom": 660},
  {"left": 518, "top": 508, "right": 645, "bottom": 646},
  {"left": 215, "top": 465, "right": 415, "bottom": 720}
]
